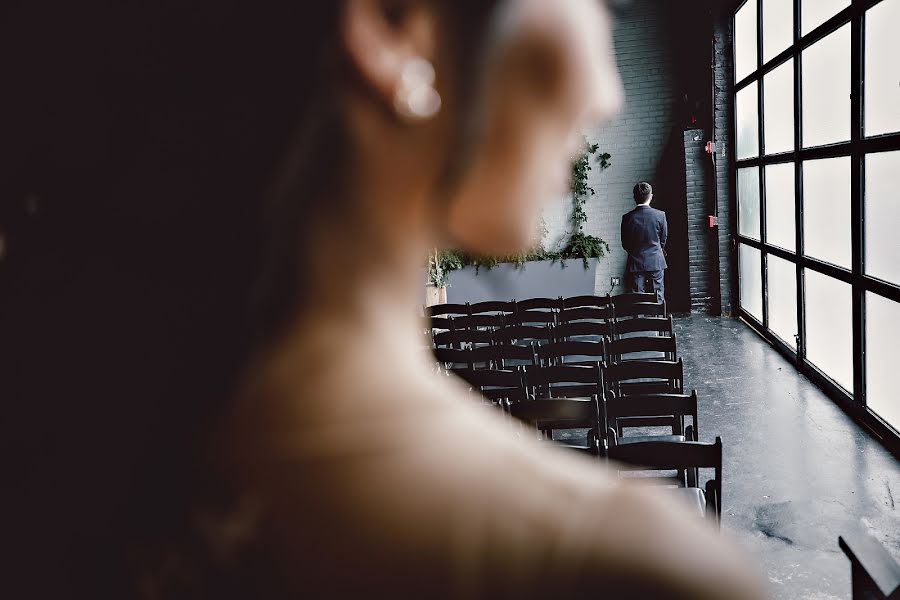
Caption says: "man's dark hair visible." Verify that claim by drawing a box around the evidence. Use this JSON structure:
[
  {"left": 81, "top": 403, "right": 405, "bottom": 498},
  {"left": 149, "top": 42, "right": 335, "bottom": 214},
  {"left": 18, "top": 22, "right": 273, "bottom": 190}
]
[{"left": 633, "top": 182, "right": 653, "bottom": 203}]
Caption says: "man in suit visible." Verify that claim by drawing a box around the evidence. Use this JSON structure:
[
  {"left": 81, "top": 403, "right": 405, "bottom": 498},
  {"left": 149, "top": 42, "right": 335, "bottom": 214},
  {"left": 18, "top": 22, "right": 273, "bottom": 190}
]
[{"left": 621, "top": 182, "right": 667, "bottom": 303}]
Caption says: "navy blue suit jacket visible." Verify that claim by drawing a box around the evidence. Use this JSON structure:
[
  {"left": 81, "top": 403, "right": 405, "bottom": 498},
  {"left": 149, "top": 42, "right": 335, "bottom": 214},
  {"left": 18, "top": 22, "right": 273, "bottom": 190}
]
[{"left": 621, "top": 204, "right": 668, "bottom": 272}]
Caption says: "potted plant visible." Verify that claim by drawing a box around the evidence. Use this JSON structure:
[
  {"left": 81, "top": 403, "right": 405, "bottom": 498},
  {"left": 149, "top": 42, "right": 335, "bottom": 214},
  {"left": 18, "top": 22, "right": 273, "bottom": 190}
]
[{"left": 425, "top": 249, "right": 463, "bottom": 307}]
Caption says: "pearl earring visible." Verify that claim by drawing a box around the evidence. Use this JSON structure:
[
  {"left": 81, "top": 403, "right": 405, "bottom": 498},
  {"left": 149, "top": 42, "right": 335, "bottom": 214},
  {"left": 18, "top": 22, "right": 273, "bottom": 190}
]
[{"left": 393, "top": 58, "right": 441, "bottom": 122}]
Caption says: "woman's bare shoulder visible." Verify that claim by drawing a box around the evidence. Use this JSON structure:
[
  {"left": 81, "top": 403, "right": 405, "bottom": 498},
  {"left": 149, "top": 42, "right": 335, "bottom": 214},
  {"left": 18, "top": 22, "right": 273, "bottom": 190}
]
[{"left": 213, "top": 353, "right": 765, "bottom": 599}]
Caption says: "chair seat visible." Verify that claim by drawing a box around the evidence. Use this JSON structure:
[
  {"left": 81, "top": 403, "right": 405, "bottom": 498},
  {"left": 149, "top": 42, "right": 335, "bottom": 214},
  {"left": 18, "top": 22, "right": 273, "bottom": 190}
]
[
  {"left": 617, "top": 434, "right": 685, "bottom": 445},
  {"left": 668, "top": 487, "right": 707, "bottom": 518}
]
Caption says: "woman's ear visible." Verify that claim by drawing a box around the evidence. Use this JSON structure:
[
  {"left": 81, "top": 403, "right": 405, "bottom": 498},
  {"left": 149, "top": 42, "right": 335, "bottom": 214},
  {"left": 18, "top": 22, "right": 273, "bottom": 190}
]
[{"left": 341, "top": 0, "right": 438, "bottom": 119}]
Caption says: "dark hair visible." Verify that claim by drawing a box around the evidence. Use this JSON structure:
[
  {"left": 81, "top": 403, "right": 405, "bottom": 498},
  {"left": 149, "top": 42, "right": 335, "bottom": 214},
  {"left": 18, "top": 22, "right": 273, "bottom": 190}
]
[
  {"left": 0, "top": 1, "right": 499, "bottom": 596},
  {"left": 633, "top": 181, "right": 653, "bottom": 203}
]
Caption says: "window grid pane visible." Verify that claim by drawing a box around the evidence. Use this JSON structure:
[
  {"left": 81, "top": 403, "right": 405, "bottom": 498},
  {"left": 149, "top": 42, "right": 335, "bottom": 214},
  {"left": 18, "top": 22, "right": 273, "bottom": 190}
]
[
  {"left": 763, "top": 0, "right": 793, "bottom": 63},
  {"left": 803, "top": 157, "right": 851, "bottom": 269},
  {"left": 802, "top": 25, "right": 851, "bottom": 148},
  {"left": 740, "top": 244, "right": 764, "bottom": 321},
  {"left": 736, "top": 0, "right": 759, "bottom": 82},
  {"left": 866, "top": 292, "right": 900, "bottom": 430},
  {"left": 865, "top": 150, "right": 900, "bottom": 285},
  {"left": 738, "top": 167, "right": 761, "bottom": 240},
  {"left": 737, "top": 82, "right": 760, "bottom": 159},
  {"left": 767, "top": 254, "right": 798, "bottom": 349},
  {"left": 865, "top": 0, "right": 900, "bottom": 136},
  {"left": 765, "top": 163, "right": 796, "bottom": 251},
  {"left": 802, "top": 0, "right": 850, "bottom": 35},
  {"left": 763, "top": 59, "right": 794, "bottom": 155},
  {"left": 804, "top": 270, "right": 853, "bottom": 392}
]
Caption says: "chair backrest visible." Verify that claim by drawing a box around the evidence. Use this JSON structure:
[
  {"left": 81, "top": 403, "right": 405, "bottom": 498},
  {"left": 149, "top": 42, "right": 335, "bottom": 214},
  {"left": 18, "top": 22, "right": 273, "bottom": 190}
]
[
  {"left": 506, "top": 310, "right": 557, "bottom": 326},
  {"left": 554, "top": 321, "right": 613, "bottom": 341},
  {"left": 562, "top": 295, "right": 611, "bottom": 309},
  {"left": 451, "top": 368, "right": 526, "bottom": 402},
  {"left": 610, "top": 292, "right": 658, "bottom": 308},
  {"left": 558, "top": 305, "right": 614, "bottom": 324},
  {"left": 450, "top": 314, "right": 506, "bottom": 330},
  {"left": 537, "top": 340, "right": 607, "bottom": 367},
  {"left": 493, "top": 325, "right": 555, "bottom": 346},
  {"left": 614, "top": 301, "right": 666, "bottom": 319},
  {"left": 605, "top": 391, "right": 698, "bottom": 439},
  {"left": 509, "top": 396, "right": 602, "bottom": 438},
  {"left": 613, "top": 315, "right": 674, "bottom": 337},
  {"left": 434, "top": 346, "right": 495, "bottom": 370},
  {"left": 607, "top": 333, "right": 677, "bottom": 362},
  {"left": 603, "top": 359, "right": 684, "bottom": 397},
  {"left": 429, "top": 316, "right": 455, "bottom": 332},
  {"left": 468, "top": 300, "right": 515, "bottom": 315},
  {"left": 432, "top": 328, "right": 493, "bottom": 349},
  {"left": 607, "top": 437, "right": 723, "bottom": 526},
  {"left": 426, "top": 303, "right": 470, "bottom": 317},
  {"left": 488, "top": 343, "right": 538, "bottom": 369},
  {"left": 515, "top": 297, "right": 563, "bottom": 311},
  {"left": 525, "top": 364, "right": 603, "bottom": 400}
]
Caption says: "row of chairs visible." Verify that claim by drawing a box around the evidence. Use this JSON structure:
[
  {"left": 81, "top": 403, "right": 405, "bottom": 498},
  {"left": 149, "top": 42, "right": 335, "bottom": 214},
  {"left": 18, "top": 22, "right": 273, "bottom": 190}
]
[
  {"left": 434, "top": 332, "right": 677, "bottom": 370},
  {"left": 428, "top": 293, "right": 663, "bottom": 341},
  {"left": 448, "top": 360, "right": 721, "bottom": 525},
  {"left": 426, "top": 292, "right": 666, "bottom": 318},
  {"left": 430, "top": 294, "right": 722, "bottom": 526}
]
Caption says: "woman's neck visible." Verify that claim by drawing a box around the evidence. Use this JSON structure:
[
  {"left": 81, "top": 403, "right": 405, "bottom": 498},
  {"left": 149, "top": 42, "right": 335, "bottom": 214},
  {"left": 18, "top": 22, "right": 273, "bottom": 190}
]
[{"left": 288, "top": 189, "right": 438, "bottom": 362}]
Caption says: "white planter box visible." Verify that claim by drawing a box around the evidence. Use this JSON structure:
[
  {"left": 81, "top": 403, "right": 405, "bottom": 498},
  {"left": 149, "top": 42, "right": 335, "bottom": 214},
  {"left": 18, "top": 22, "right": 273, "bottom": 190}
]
[{"left": 445, "top": 259, "right": 600, "bottom": 305}]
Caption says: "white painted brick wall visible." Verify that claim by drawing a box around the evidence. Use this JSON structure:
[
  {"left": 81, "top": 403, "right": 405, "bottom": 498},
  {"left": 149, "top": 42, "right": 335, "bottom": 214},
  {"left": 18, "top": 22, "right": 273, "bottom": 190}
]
[{"left": 540, "top": 2, "right": 676, "bottom": 295}]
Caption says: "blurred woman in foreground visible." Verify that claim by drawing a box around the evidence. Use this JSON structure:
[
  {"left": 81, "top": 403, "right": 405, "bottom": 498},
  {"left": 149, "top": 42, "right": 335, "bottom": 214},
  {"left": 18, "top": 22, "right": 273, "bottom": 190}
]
[{"left": 0, "top": 0, "right": 765, "bottom": 597}]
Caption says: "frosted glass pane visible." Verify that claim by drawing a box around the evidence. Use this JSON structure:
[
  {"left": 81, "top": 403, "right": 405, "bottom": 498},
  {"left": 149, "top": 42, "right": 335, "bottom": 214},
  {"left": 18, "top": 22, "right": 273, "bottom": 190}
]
[
  {"left": 865, "top": 151, "right": 900, "bottom": 285},
  {"left": 765, "top": 163, "right": 796, "bottom": 251},
  {"left": 767, "top": 254, "right": 798, "bottom": 349},
  {"left": 763, "top": 0, "right": 793, "bottom": 62},
  {"left": 866, "top": 0, "right": 900, "bottom": 136},
  {"left": 736, "top": 0, "right": 759, "bottom": 82},
  {"left": 802, "top": 25, "right": 851, "bottom": 148},
  {"left": 737, "top": 82, "right": 760, "bottom": 159},
  {"left": 803, "top": 157, "right": 851, "bottom": 269},
  {"left": 740, "top": 244, "right": 763, "bottom": 321},
  {"left": 764, "top": 59, "right": 795, "bottom": 154},
  {"left": 867, "top": 292, "right": 900, "bottom": 430},
  {"left": 738, "top": 167, "right": 761, "bottom": 240},
  {"left": 805, "top": 270, "right": 852, "bottom": 391},
  {"left": 802, "top": 0, "right": 850, "bottom": 35}
]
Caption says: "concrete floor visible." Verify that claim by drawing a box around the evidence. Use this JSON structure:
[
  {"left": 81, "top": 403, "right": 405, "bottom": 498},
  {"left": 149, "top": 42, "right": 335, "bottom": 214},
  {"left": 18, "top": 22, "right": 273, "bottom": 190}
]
[{"left": 673, "top": 314, "right": 900, "bottom": 599}]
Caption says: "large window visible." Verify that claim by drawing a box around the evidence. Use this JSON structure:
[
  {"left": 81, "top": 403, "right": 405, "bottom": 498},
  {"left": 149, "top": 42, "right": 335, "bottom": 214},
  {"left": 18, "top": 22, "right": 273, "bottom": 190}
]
[{"left": 734, "top": 0, "right": 900, "bottom": 443}]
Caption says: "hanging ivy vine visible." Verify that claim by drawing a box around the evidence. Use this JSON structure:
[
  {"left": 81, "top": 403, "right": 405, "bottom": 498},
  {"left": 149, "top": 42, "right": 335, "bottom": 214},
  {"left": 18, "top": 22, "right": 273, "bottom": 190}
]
[{"left": 560, "top": 140, "right": 612, "bottom": 267}]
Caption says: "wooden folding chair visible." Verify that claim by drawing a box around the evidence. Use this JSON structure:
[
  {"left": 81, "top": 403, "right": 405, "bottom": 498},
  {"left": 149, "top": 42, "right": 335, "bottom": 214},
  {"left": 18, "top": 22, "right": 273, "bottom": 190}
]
[
  {"left": 493, "top": 325, "right": 555, "bottom": 348},
  {"left": 468, "top": 300, "right": 515, "bottom": 315},
  {"left": 537, "top": 340, "right": 607, "bottom": 367},
  {"left": 554, "top": 321, "right": 614, "bottom": 343},
  {"left": 607, "top": 333, "right": 677, "bottom": 362},
  {"left": 561, "top": 295, "right": 612, "bottom": 309},
  {"left": 612, "top": 315, "right": 674, "bottom": 338},
  {"left": 450, "top": 368, "right": 527, "bottom": 404},
  {"left": 515, "top": 297, "right": 563, "bottom": 312},
  {"left": 608, "top": 437, "right": 723, "bottom": 527},
  {"left": 426, "top": 303, "right": 470, "bottom": 317}
]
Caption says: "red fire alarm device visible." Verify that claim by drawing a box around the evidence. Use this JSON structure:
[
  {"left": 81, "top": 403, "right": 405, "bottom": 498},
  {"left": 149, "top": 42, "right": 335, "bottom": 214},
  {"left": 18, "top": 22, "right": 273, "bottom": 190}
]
[{"left": 709, "top": 215, "right": 719, "bottom": 228}]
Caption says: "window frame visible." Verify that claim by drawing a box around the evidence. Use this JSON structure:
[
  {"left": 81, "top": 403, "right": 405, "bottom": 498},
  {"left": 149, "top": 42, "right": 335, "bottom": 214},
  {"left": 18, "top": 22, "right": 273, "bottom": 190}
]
[{"left": 732, "top": 0, "right": 900, "bottom": 454}]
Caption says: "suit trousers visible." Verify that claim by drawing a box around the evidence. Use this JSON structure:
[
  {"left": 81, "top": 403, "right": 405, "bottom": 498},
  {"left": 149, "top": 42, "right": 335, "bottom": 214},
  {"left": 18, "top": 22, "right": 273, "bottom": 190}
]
[{"left": 627, "top": 270, "right": 665, "bottom": 304}]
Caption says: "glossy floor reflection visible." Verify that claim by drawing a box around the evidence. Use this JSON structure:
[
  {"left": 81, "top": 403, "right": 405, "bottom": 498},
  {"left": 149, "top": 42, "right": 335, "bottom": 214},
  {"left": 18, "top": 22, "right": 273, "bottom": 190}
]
[{"left": 676, "top": 315, "right": 899, "bottom": 599}]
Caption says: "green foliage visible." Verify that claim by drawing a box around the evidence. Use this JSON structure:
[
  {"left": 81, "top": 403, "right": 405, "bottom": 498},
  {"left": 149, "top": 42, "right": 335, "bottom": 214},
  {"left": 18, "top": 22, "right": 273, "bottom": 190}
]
[
  {"left": 564, "top": 139, "right": 612, "bottom": 265},
  {"left": 426, "top": 140, "right": 612, "bottom": 285},
  {"left": 560, "top": 232, "right": 611, "bottom": 268},
  {"left": 427, "top": 249, "right": 465, "bottom": 288}
]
